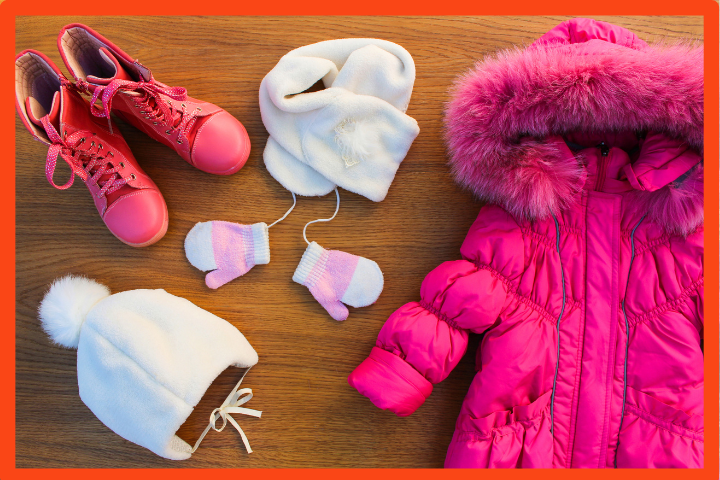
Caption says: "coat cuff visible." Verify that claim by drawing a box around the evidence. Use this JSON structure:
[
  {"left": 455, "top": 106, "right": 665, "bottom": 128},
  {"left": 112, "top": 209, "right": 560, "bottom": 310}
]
[{"left": 348, "top": 346, "right": 432, "bottom": 417}]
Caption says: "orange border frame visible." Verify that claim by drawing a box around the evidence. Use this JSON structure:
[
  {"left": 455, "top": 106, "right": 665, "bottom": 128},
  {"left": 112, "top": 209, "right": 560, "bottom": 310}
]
[{"left": 2, "top": 3, "right": 717, "bottom": 479}]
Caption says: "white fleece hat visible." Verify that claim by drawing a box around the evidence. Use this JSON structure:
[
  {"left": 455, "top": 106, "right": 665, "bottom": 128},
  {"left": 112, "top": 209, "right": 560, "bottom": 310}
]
[
  {"left": 38, "top": 275, "right": 260, "bottom": 460},
  {"left": 260, "top": 38, "right": 420, "bottom": 202}
]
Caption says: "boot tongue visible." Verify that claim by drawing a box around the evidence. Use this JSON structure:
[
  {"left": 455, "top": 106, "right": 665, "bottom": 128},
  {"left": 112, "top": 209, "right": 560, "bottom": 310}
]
[
  {"left": 86, "top": 47, "right": 135, "bottom": 85},
  {"left": 25, "top": 91, "right": 61, "bottom": 132},
  {"left": 86, "top": 47, "right": 185, "bottom": 131}
]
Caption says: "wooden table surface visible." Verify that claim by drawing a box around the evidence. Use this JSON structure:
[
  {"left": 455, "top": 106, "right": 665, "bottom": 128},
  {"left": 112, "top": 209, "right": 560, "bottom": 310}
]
[{"left": 15, "top": 16, "right": 703, "bottom": 468}]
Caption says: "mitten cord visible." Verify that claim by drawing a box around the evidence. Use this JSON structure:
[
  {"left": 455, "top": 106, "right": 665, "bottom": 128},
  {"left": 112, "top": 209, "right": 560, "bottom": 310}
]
[
  {"left": 303, "top": 187, "right": 340, "bottom": 245},
  {"left": 268, "top": 192, "right": 297, "bottom": 228}
]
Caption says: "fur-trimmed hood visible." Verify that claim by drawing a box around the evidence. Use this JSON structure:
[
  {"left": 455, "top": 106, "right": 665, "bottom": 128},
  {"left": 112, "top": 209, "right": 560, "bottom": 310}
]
[{"left": 444, "top": 18, "right": 704, "bottom": 235}]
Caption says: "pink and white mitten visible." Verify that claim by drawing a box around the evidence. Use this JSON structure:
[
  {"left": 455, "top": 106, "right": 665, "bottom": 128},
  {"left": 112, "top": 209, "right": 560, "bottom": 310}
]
[
  {"left": 185, "top": 221, "right": 271, "bottom": 289},
  {"left": 292, "top": 242, "right": 384, "bottom": 321}
]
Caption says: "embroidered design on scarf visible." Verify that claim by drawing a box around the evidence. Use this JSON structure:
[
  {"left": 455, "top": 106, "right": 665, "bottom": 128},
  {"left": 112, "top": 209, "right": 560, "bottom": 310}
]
[{"left": 334, "top": 118, "right": 372, "bottom": 168}]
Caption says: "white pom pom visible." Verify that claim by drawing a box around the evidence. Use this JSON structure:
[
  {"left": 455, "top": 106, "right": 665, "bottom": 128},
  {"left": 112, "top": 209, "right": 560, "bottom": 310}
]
[{"left": 38, "top": 275, "right": 110, "bottom": 349}]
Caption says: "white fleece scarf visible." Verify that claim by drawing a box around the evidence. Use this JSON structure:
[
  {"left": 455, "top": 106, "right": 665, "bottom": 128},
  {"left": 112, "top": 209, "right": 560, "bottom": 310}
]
[{"left": 260, "top": 38, "right": 420, "bottom": 202}]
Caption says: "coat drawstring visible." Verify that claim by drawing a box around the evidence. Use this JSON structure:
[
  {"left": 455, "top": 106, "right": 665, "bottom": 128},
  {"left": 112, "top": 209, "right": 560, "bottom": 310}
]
[
  {"left": 614, "top": 213, "right": 647, "bottom": 468},
  {"left": 549, "top": 210, "right": 566, "bottom": 437}
]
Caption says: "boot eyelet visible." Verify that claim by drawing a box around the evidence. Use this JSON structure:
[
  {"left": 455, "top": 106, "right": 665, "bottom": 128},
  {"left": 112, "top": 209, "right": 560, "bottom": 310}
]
[
  {"left": 165, "top": 129, "right": 172, "bottom": 135},
  {"left": 107, "top": 152, "right": 114, "bottom": 158},
  {"left": 197, "top": 107, "right": 202, "bottom": 111},
  {"left": 119, "top": 162, "right": 125, "bottom": 168},
  {"left": 153, "top": 122, "right": 158, "bottom": 125},
  {"left": 181, "top": 103, "right": 186, "bottom": 108},
  {"left": 177, "top": 139, "right": 183, "bottom": 144},
  {"left": 130, "top": 173, "right": 136, "bottom": 181},
  {"left": 90, "top": 141, "right": 95, "bottom": 147}
]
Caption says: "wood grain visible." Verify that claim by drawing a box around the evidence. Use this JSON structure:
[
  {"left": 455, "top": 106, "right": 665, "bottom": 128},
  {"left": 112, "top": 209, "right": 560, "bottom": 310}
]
[{"left": 15, "top": 16, "right": 703, "bottom": 468}]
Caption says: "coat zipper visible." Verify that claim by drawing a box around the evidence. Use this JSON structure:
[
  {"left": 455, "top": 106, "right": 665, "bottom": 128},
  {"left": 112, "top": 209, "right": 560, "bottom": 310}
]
[
  {"left": 613, "top": 214, "right": 646, "bottom": 468},
  {"left": 549, "top": 211, "right": 567, "bottom": 437},
  {"left": 594, "top": 142, "right": 610, "bottom": 191}
]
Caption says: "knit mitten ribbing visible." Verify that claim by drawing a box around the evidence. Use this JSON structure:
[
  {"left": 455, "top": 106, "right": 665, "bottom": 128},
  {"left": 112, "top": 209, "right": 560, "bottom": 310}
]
[
  {"left": 293, "top": 242, "right": 384, "bottom": 321},
  {"left": 185, "top": 221, "right": 270, "bottom": 289}
]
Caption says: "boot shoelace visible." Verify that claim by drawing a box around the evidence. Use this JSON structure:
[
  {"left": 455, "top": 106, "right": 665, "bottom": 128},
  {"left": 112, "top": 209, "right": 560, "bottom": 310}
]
[
  {"left": 79, "top": 78, "right": 201, "bottom": 145},
  {"left": 42, "top": 116, "right": 127, "bottom": 199}
]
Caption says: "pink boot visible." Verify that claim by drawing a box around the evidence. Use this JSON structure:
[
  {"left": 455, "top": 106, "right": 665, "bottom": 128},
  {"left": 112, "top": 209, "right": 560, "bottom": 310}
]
[
  {"left": 293, "top": 242, "right": 384, "bottom": 321},
  {"left": 15, "top": 50, "right": 168, "bottom": 247},
  {"left": 57, "top": 23, "right": 250, "bottom": 175}
]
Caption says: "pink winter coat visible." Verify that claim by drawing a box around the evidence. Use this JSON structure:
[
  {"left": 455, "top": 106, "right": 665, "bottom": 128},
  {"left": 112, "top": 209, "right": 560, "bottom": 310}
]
[{"left": 348, "top": 18, "right": 704, "bottom": 469}]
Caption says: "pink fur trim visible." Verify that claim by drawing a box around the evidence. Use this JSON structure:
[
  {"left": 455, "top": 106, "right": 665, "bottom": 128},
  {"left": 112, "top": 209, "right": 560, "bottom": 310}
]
[
  {"left": 628, "top": 164, "right": 704, "bottom": 237},
  {"left": 444, "top": 28, "right": 703, "bottom": 233}
]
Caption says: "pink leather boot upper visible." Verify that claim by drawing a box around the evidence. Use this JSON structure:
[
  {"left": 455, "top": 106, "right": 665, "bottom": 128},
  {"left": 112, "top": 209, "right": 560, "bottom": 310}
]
[
  {"left": 15, "top": 50, "right": 168, "bottom": 247},
  {"left": 57, "top": 24, "right": 250, "bottom": 175}
]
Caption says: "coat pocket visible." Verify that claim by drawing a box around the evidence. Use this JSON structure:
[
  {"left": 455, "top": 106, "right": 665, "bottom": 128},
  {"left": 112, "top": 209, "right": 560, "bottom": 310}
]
[
  {"left": 616, "top": 386, "right": 703, "bottom": 468},
  {"left": 445, "top": 390, "right": 553, "bottom": 468}
]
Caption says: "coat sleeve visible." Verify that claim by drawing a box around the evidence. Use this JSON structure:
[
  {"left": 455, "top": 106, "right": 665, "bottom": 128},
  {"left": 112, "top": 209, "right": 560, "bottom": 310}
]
[{"left": 348, "top": 206, "right": 523, "bottom": 416}]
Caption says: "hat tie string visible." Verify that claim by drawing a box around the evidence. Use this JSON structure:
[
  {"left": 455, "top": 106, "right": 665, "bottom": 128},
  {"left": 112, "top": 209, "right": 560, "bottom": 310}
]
[{"left": 191, "top": 373, "right": 262, "bottom": 454}]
